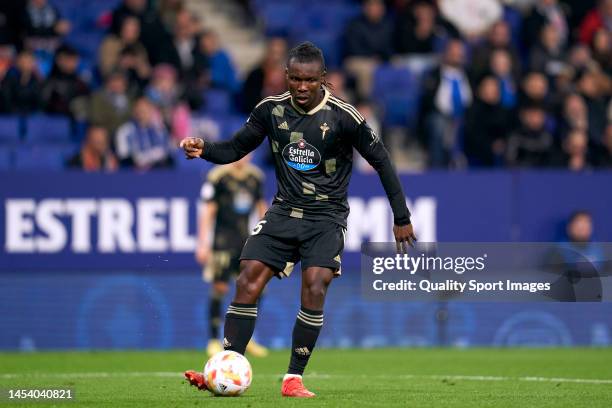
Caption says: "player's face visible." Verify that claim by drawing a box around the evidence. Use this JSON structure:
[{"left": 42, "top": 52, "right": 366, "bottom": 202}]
[{"left": 286, "top": 60, "right": 325, "bottom": 111}]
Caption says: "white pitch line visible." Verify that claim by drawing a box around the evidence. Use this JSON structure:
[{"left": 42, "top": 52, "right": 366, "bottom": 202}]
[{"left": 1, "top": 372, "right": 611, "bottom": 385}]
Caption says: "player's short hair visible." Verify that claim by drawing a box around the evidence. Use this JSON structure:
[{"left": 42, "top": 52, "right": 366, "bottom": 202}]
[
  {"left": 568, "top": 210, "right": 592, "bottom": 224},
  {"left": 286, "top": 42, "right": 326, "bottom": 73}
]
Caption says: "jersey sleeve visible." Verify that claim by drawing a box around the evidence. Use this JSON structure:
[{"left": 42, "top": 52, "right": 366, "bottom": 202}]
[
  {"left": 200, "top": 179, "right": 217, "bottom": 203},
  {"left": 200, "top": 103, "right": 269, "bottom": 164},
  {"left": 348, "top": 118, "right": 412, "bottom": 225}
]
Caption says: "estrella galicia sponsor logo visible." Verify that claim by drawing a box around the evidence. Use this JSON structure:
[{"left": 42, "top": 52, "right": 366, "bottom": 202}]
[{"left": 282, "top": 139, "right": 321, "bottom": 171}]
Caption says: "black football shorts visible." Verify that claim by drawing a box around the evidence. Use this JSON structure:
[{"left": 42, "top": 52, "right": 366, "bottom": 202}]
[
  {"left": 240, "top": 211, "right": 346, "bottom": 278},
  {"left": 203, "top": 250, "right": 241, "bottom": 283}
]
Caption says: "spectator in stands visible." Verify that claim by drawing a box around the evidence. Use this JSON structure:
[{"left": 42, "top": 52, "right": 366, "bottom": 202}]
[
  {"left": 22, "top": 0, "right": 71, "bottom": 51},
  {"left": 157, "top": 0, "right": 185, "bottom": 33},
  {"left": 115, "top": 96, "right": 173, "bottom": 169},
  {"left": 241, "top": 37, "right": 287, "bottom": 113},
  {"left": 558, "top": 93, "right": 589, "bottom": 138},
  {"left": 530, "top": 23, "right": 568, "bottom": 78},
  {"left": 0, "top": 49, "right": 42, "bottom": 113},
  {"left": 165, "top": 8, "right": 198, "bottom": 76},
  {"left": 0, "top": 47, "right": 14, "bottom": 111},
  {"left": 522, "top": 0, "right": 568, "bottom": 50},
  {"left": 591, "top": 28, "right": 612, "bottom": 76},
  {"left": 471, "top": 21, "right": 521, "bottom": 83},
  {"left": 393, "top": 1, "right": 439, "bottom": 55},
  {"left": 260, "top": 64, "right": 286, "bottom": 99},
  {"left": 0, "top": 45, "right": 13, "bottom": 81},
  {"left": 0, "top": 2, "right": 23, "bottom": 48},
  {"left": 144, "top": 64, "right": 190, "bottom": 141},
  {"left": 438, "top": 0, "right": 501, "bottom": 39},
  {"left": 98, "top": 16, "right": 150, "bottom": 80},
  {"left": 566, "top": 43, "right": 595, "bottom": 72},
  {"left": 117, "top": 45, "right": 152, "bottom": 94},
  {"left": 41, "top": 44, "right": 89, "bottom": 116},
  {"left": 465, "top": 76, "right": 511, "bottom": 166},
  {"left": 343, "top": 0, "right": 393, "bottom": 98},
  {"left": 420, "top": 39, "right": 472, "bottom": 168},
  {"left": 89, "top": 70, "right": 134, "bottom": 137},
  {"left": 518, "top": 71, "right": 550, "bottom": 109},
  {"left": 579, "top": 0, "right": 612, "bottom": 45},
  {"left": 489, "top": 49, "right": 518, "bottom": 109},
  {"left": 576, "top": 68, "right": 609, "bottom": 144},
  {"left": 594, "top": 123, "right": 612, "bottom": 166},
  {"left": 110, "top": 0, "right": 171, "bottom": 66},
  {"left": 506, "top": 102, "right": 553, "bottom": 167},
  {"left": 196, "top": 30, "right": 238, "bottom": 92},
  {"left": 326, "top": 69, "right": 355, "bottom": 104},
  {"left": 67, "top": 126, "right": 118, "bottom": 171},
  {"left": 550, "top": 129, "right": 593, "bottom": 171}
]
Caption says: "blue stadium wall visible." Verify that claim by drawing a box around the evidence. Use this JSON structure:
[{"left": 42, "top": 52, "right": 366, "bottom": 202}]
[{"left": 1, "top": 170, "right": 611, "bottom": 350}]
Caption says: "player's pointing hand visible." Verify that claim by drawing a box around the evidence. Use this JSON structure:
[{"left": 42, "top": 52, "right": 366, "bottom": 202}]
[
  {"left": 393, "top": 224, "right": 417, "bottom": 253},
  {"left": 180, "top": 137, "right": 205, "bottom": 160}
]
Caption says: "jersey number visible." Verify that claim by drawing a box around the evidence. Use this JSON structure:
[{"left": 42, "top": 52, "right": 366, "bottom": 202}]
[{"left": 252, "top": 220, "right": 267, "bottom": 235}]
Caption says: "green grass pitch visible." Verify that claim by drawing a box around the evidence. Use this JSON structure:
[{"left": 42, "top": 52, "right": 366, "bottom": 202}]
[{"left": 1, "top": 348, "right": 611, "bottom": 407}]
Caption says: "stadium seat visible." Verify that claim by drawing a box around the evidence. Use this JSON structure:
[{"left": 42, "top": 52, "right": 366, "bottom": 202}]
[
  {"left": 0, "top": 116, "right": 21, "bottom": 144},
  {"left": 291, "top": 31, "right": 342, "bottom": 68},
  {"left": 261, "top": 2, "right": 296, "bottom": 36},
  {"left": 0, "top": 147, "right": 12, "bottom": 169},
  {"left": 202, "top": 90, "right": 233, "bottom": 116},
  {"left": 14, "top": 144, "right": 77, "bottom": 170},
  {"left": 219, "top": 116, "right": 247, "bottom": 139},
  {"left": 65, "top": 31, "right": 105, "bottom": 61},
  {"left": 25, "top": 115, "right": 72, "bottom": 144},
  {"left": 371, "top": 65, "right": 419, "bottom": 127}
]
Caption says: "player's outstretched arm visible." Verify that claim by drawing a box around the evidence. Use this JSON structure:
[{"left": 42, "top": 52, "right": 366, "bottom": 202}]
[
  {"left": 180, "top": 120, "right": 267, "bottom": 164},
  {"left": 180, "top": 137, "right": 204, "bottom": 159},
  {"left": 352, "top": 122, "right": 416, "bottom": 249},
  {"left": 393, "top": 224, "right": 417, "bottom": 253}
]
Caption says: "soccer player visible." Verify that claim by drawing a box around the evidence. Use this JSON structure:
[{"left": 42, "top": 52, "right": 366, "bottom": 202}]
[
  {"left": 196, "top": 155, "right": 269, "bottom": 357},
  {"left": 183, "top": 42, "right": 416, "bottom": 398}
]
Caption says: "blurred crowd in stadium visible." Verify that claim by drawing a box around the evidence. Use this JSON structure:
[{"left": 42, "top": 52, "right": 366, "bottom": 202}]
[{"left": 0, "top": 0, "right": 610, "bottom": 171}]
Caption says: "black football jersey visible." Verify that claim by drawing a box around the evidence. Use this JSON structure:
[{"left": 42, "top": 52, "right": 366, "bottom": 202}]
[
  {"left": 200, "top": 164, "right": 263, "bottom": 250},
  {"left": 201, "top": 88, "right": 410, "bottom": 227}
]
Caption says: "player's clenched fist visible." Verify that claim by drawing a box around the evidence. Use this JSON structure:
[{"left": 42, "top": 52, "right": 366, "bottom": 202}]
[{"left": 180, "top": 137, "right": 205, "bottom": 159}]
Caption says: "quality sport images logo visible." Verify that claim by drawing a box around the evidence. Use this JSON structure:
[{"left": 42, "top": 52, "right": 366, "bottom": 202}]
[{"left": 282, "top": 139, "right": 321, "bottom": 171}]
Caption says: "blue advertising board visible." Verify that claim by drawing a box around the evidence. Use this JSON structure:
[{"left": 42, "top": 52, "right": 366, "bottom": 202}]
[{"left": 1, "top": 170, "right": 611, "bottom": 349}]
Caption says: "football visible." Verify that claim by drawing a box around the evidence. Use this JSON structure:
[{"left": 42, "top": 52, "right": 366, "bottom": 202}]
[{"left": 203, "top": 350, "right": 252, "bottom": 396}]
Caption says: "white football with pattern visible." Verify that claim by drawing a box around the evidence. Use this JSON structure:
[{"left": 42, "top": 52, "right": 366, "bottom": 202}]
[{"left": 203, "top": 350, "right": 252, "bottom": 396}]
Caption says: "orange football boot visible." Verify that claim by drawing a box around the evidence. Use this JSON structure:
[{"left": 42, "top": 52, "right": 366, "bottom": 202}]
[
  {"left": 281, "top": 375, "right": 315, "bottom": 398},
  {"left": 184, "top": 370, "right": 208, "bottom": 391}
]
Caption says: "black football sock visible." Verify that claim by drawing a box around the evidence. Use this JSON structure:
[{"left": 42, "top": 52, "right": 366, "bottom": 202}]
[
  {"left": 223, "top": 302, "right": 257, "bottom": 355},
  {"left": 209, "top": 294, "right": 222, "bottom": 339},
  {"left": 288, "top": 306, "right": 323, "bottom": 375}
]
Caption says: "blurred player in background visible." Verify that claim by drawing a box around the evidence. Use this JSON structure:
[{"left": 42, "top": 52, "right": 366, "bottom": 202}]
[
  {"left": 196, "top": 155, "right": 268, "bottom": 357},
  {"left": 182, "top": 42, "right": 416, "bottom": 398},
  {"left": 549, "top": 210, "right": 606, "bottom": 302}
]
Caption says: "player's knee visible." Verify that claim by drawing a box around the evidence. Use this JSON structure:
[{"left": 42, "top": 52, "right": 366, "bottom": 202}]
[
  {"left": 303, "top": 281, "right": 328, "bottom": 303},
  {"left": 235, "top": 273, "right": 262, "bottom": 301}
]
